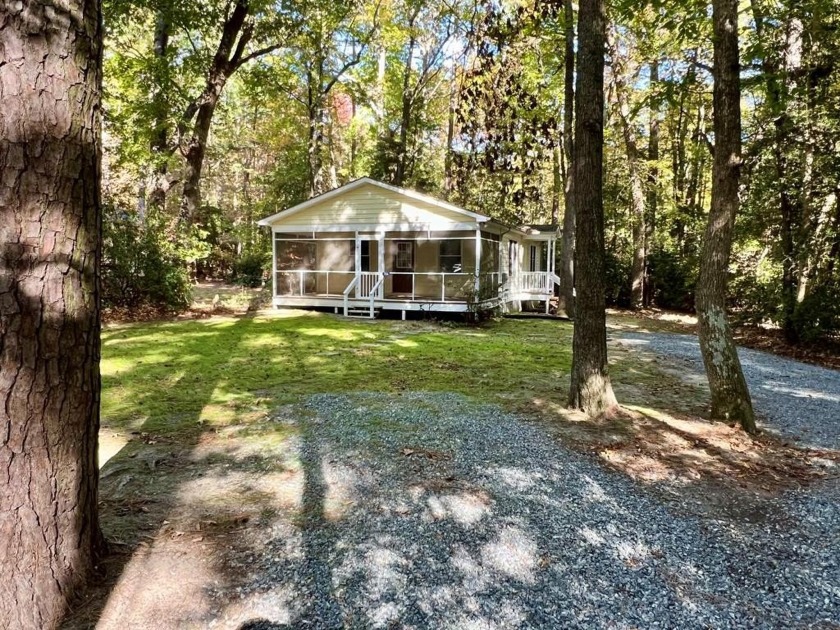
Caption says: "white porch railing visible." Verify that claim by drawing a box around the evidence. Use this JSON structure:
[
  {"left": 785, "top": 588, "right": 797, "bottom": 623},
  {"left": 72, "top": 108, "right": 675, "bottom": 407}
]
[
  {"left": 358, "top": 271, "right": 380, "bottom": 298},
  {"left": 368, "top": 274, "right": 385, "bottom": 317},
  {"left": 514, "top": 271, "right": 552, "bottom": 294},
  {"left": 342, "top": 276, "right": 359, "bottom": 316},
  {"left": 277, "top": 270, "right": 506, "bottom": 304},
  {"left": 275, "top": 270, "right": 355, "bottom": 297}
]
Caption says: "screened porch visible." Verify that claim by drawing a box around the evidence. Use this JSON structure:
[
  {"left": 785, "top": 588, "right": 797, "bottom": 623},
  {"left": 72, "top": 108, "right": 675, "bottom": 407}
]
[{"left": 273, "top": 230, "right": 502, "bottom": 303}]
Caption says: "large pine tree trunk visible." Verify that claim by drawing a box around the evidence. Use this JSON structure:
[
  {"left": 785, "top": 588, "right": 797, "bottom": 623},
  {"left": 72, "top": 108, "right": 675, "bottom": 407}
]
[
  {"left": 568, "top": 0, "right": 617, "bottom": 414},
  {"left": 696, "top": 0, "right": 756, "bottom": 432},
  {"left": 0, "top": 1, "right": 106, "bottom": 627},
  {"left": 556, "top": 0, "right": 576, "bottom": 318}
]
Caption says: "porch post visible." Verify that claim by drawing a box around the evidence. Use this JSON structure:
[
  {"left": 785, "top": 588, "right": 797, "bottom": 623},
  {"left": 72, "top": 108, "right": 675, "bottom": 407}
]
[
  {"left": 271, "top": 228, "right": 277, "bottom": 305},
  {"left": 354, "top": 231, "right": 361, "bottom": 298},
  {"left": 378, "top": 232, "right": 385, "bottom": 297},
  {"left": 474, "top": 228, "right": 482, "bottom": 297}
]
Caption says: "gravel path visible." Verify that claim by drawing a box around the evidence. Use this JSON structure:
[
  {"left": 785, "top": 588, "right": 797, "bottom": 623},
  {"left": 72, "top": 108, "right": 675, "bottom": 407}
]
[
  {"left": 219, "top": 392, "right": 840, "bottom": 630},
  {"left": 614, "top": 331, "right": 840, "bottom": 450}
]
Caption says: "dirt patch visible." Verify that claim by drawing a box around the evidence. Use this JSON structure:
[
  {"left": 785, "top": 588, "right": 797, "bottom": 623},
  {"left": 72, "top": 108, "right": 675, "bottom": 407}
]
[{"left": 527, "top": 402, "right": 839, "bottom": 523}]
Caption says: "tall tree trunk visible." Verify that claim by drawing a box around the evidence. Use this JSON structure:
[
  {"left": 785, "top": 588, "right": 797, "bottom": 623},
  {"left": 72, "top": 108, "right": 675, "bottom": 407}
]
[
  {"left": 750, "top": 0, "right": 800, "bottom": 341},
  {"left": 557, "top": 0, "right": 576, "bottom": 318},
  {"left": 148, "top": 12, "right": 171, "bottom": 214},
  {"left": 551, "top": 144, "right": 562, "bottom": 225},
  {"left": 610, "top": 39, "right": 646, "bottom": 309},
  {"left": 177, "top": 0, "right": 257, "bottom": 221},
  {"left": 645, "top": 59, "right": 660, "bottom": 306},
  {"left": 696, "top": 0, "right": 756, "bottom": 432},
  {"left": 307, "top": 90, "right": 327, "bottom": 197},
  {"left": 444, "top": 77, "right": 457, "bottom": 196},
  {"left": 395, "top": 28, "right": 418, "bottom": 187},
  {"left": 568, "top": 0, "right": 617, "bottom": 414},
  {"left": 180, "top": 89, "right": 222, "bottom": 221},
  {"left": 0, "top": 1, "right": 106, "bottom": 627}
]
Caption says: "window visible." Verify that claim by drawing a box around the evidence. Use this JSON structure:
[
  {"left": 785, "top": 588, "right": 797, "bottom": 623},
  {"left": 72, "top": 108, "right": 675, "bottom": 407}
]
[
  {"left": 395, "top": 241, "right": 413, "bottom": 270},
  {"left": 440, "top": 240, "right": 462, "bottom": 273},
  {"left": 529, "top": 245, "right": 538, "bottom": 272}
]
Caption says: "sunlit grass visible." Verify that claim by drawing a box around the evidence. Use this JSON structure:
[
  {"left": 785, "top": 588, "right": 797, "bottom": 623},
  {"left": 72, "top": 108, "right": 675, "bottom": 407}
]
[{"left": 100, "top": 312, "right": 582, "bottom": 438}]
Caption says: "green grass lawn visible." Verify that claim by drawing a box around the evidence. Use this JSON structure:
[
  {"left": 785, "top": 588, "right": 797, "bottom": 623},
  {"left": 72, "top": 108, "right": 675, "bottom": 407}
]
[{"left": 101, "top": 311, "right": 582, "bottom": 440}]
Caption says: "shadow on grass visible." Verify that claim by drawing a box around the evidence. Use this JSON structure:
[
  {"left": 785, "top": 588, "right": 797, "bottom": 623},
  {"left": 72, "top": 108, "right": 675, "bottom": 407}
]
[
  {"left": 62, "top": 314, "right": 260, "bottom": 628},
  {"left": 61, "top": 312, "right": 837, "bottom": 627}
]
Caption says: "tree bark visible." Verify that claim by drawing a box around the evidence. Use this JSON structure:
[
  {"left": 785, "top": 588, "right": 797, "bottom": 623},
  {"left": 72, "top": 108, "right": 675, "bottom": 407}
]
[
  {"left": 645, "top": 59, "right": 660, "bottom": 306},
  {"left": 696, "top": 0, "right": 756, "bottom": 433},
  {"left": 394, "top": 17, "right": 418, "bottom": 187},
  {"left": 0, "top": 1, "right": 106, "bottom": 627},
  {"left": 178, "top": 0, "right": 256, "bottom": 222},
  {"left": 610, "top": 37, "right": 646, "bottom": 309},
  {"left": 556, "top": 0, "right": 576, "bottom": 318},
  {"left": 568, "top": 0, "right": 617, "bottom": 414},
  {"left": 147, "top": 12, "right": 171, "bottom": 214}
]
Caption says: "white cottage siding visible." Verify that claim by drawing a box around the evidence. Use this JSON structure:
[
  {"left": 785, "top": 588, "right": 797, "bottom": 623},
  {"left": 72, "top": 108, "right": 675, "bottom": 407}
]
[{"left": 271, "top": 184, "right": 470, "bottom": 231}]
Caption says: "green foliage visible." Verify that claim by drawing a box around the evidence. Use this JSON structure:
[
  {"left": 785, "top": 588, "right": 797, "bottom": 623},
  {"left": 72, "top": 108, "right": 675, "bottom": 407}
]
[
  {"left": 646, "top": 248, "right": 696, "bottom": 312},
  {"left": 603, "top": 249, "right": 632, "bottom": 307},
  {"left": 232, "top": 249, "right": 270, "bottom": 287},
  {"left": 102, "top": 205, "right": 191, "bottom": 310},
  {"left": 791, "top": 280, "right": 840, "bottom": 342}
]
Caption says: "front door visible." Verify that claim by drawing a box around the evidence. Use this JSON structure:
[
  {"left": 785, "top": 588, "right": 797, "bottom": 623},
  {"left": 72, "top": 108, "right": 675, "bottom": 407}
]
[{"left": 392, "top": 241, "right": 414, "bottom": 294}]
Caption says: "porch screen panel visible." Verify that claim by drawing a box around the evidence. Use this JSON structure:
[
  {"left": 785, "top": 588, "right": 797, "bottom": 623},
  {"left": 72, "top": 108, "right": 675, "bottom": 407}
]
[
  {"left": 275, "top": 239, "right": 316, "bottom": 294},
  {"left": 439, "top": 240, "right": 462, "bottom": 272}
]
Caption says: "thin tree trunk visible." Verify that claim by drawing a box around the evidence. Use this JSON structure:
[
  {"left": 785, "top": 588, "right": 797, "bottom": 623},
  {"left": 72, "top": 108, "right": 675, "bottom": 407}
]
[
  {"left": 645, "top": 59, "right": 660, "bottom": 306},
  {"left": 610, "top": 39, "right": 646, "bottom": 309},
  {"left": 696, "top": 0, "right": 756, "bottom": 432},
  {"left": 148, "top": 13, "right": 171, "bottom": 214},
  {"left": 557, "top": 0, "right": 576, "bottom": 318},
  {"left": 395, "top": 26, "right": 418, "bottom": 187},
  {"left": 568, "top": 0, "right": 617, "bottom": 414},
  {"left": 551, "top": 144, "right": 562, "bottom": 225},
  {"left": 444, "top": 77, "right": 457, "bottom": 196},
  {"left": 0, "top": 1, "right": 106, "bottom": 627}
]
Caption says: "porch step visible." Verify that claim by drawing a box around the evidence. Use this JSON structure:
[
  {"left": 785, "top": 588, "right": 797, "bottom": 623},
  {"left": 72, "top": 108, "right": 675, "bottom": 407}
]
[{"left": 346, "top": 307, "right": 381, "bottom": 319}]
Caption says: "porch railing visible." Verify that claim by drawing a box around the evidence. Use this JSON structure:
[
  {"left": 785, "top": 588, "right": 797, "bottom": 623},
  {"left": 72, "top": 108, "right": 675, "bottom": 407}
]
[
  {"left": 342, "top": 276, "right": 359, "bottom": 316},
  {"left": 276, "top": 270, "right": 506, "bottom": 304},
  {"left": 275, "top": 270, "right": 355, "bottom": 297},
  {"left": 358, "top": 271, "right": 380, "bottom": 298},
  {"left": 514, "top": 271, "right": 552, "bottom": 294}
]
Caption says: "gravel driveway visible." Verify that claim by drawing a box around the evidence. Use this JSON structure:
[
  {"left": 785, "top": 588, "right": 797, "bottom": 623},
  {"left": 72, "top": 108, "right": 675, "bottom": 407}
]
[
  {"left": 614, "top": 331, "right": 840, "bottom": 450},
  {"left": 217, "top": 392, "right": 839, "bottom": 630}
]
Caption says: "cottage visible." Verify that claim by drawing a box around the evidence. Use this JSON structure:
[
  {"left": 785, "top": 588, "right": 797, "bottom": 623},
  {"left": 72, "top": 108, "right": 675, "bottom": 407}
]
[{"left": 258, "top": 178, "right": 560, "bottom": 318}]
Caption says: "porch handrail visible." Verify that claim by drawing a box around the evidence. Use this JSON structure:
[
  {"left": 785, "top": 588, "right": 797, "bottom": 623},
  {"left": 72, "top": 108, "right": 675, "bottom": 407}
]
[
  {"left": 343, "top": 275, "right": 359, "bottom": 316},
  {"left": 368, "top": 273, "right": 385, "bottom": 317}
]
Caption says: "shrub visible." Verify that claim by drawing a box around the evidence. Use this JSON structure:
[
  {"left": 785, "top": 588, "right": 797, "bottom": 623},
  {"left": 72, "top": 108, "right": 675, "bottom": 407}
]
[
  {"left": 791, "top": 280, "right": 840, "bottom": 342},
  {"left": 603, "top": 249, "right": 632, "bottom": 307},
  {"left": 647, "top": 248, "right": 696, "bottom": 311},
  {"left": 102, "top": 205, "right": 191, "bottom": 311},
  {"left": 232, "top": 249, "right": 269, "bottom": 287}
]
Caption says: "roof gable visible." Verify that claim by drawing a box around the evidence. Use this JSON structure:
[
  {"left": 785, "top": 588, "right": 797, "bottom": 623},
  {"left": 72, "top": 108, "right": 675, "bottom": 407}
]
[{"left": 258, "top": 178, "right": 489, "bottom": 229}]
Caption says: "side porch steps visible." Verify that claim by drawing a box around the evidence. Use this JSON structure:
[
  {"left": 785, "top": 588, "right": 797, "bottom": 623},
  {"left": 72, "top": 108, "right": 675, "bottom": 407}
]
[{"left": 345, "top": 306, "right": 381, "bottom": 319}]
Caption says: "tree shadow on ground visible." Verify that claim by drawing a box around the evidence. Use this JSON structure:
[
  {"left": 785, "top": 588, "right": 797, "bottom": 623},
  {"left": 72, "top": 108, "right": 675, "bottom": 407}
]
[
  {"left": 61, "top": 314, "right": 260, "bottom": 628},
  {"left": 220, "top": 392, "right": 838, "bottom": 629},
  {"left": 61, "top": 313, "right": 839, "bottom": 627}
]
